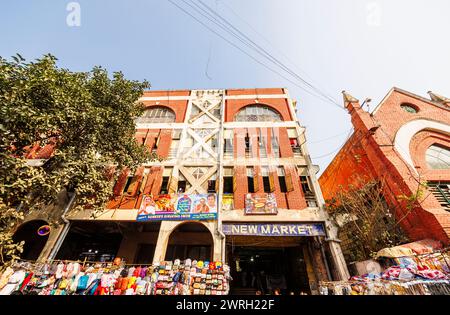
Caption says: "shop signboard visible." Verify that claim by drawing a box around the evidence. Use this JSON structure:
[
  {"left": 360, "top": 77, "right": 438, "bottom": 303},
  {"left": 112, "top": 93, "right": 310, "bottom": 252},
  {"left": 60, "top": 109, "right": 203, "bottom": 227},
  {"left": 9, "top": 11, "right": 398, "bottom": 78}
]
[
  {"left": 244, "top": 193, "right": 278, "bottom": 215},
  {"left": 222, "top": 223, "right": 326, "bottom": 237},
  {"left": 137, "top": 193, "right": 218, "bottom": 221},
  {"left": 222, "top": 194, "right": 234, "bottom": 211}
]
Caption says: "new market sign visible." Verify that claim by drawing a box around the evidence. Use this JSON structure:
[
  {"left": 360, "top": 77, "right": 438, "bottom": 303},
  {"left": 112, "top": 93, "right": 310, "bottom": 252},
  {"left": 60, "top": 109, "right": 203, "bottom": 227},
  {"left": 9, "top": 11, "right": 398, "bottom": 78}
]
[
  {"left": 136, "top": 194, "right": 218, "bottom": 222},
  {"left": 222, "top": 223, "right": 326, "bottom": 237}
]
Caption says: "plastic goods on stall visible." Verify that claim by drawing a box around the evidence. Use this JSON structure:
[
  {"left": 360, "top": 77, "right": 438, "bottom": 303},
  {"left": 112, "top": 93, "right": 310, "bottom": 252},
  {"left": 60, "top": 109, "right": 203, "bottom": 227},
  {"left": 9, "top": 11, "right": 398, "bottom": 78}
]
[{"left": 319, "top": 247, "right": 450, "bottom": 295}]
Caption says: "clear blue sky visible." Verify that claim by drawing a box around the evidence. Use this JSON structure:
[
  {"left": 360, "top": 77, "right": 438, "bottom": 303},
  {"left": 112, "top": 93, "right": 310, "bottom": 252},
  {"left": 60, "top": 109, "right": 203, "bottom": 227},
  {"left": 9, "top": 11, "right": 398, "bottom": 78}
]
[{"left": 1, "top": 0, "right": 449, "bottom": 174}]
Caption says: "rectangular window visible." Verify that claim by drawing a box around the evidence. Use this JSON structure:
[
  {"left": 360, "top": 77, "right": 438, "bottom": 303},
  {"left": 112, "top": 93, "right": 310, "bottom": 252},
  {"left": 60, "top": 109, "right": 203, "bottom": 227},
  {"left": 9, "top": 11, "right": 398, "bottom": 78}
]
[
  {"left": 278, "top": 167, "right": 287, "bottom": 193},
  {"left": 223, "top": 178, "right": 233, "bottom": 194},
  {"left": 123, "top": 176, "right": 134, "bottom": 194},
  {"left": 159, "top": 176, "right": 170, "bottom": 194},
  {"left": 223, "top": 167, "right": 233, "bottom": 194},
  {"left": 247, "top": 167, "right": 255, "bottom": 193},
  {"left": 207, "top": 180, "right": 216, "bottom": 193},
  {"left": 271, "top": 129, "right": 280, "bottom": 158},
  {"left": 172, "top": 129, "right": 182, "bottom": 140},
  {"left": 300, "top": 176, "right": 312, "bottom": 194},
  {"left": 178, "top": 180, "right": 187, "bottom": 193},
  {"left": 263, "top": 177, "right": 271, "bottom": 193}
]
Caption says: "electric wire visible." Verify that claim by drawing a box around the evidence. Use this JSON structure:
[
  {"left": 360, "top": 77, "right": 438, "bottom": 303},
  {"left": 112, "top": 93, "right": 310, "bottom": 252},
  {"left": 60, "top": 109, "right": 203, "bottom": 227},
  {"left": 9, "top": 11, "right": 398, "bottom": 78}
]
[
  {"left": 194, "top": 0, "right": 340, "bottom": 107},
  {"left": 168, "top": 0, "right": 344, "bottom": 110}
]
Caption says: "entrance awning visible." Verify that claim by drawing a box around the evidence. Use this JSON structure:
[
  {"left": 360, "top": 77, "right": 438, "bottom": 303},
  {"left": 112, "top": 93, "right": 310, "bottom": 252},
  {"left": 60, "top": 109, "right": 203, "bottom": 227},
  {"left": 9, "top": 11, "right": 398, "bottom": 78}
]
[{"left": 375, "top": 239, "right": 443, "bottom": 258}]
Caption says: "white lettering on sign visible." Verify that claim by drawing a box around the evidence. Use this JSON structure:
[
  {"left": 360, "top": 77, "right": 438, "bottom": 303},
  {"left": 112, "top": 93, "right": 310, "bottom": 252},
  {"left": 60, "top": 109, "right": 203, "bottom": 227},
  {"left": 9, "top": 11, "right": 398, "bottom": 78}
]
[
  {"left": 261, "top": 225, "right": 271, "bottom": 234},
  {"left": 223, "top": 224, "right": 324, "bottom": 236},
  {"left": 248, "top": 225, "right": 258, "bottom": 234},
  {"left": 289, "top": 226, "right": 297, "bottom": 234},
  {"left": 271, "top": 226, "right": 280, "bottom": 235}
]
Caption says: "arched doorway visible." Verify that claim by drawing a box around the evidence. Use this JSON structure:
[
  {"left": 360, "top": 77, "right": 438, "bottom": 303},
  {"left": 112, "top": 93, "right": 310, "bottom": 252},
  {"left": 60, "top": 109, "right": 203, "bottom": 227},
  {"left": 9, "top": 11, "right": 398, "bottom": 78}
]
[
  {"left": 165, "top": 222, "right": 213, "bottom": 261},
  {"left": 13, "top": 220, "right": 50, "bottom": 261}
]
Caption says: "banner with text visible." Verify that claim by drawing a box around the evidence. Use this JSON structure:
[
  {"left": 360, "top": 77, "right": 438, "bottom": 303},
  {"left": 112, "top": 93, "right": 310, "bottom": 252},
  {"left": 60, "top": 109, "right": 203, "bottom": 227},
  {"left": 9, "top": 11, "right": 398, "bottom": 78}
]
[
  {"left": 222, "top": 223, "right": 326, "bottom": 237},
  {"left": 137, "top": 194, "right": 218, "bottom": 221}
]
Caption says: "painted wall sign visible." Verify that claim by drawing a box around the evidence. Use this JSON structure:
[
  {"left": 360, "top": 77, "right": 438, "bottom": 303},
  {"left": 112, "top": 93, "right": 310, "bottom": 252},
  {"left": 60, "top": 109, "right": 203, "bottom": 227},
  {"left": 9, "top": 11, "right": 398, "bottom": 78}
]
[
  {"left": 137, "top": 194, "right": 218, "bottom": 221},
  {"left": 222, "top": 223, "right": 326, "bottom": 237}
]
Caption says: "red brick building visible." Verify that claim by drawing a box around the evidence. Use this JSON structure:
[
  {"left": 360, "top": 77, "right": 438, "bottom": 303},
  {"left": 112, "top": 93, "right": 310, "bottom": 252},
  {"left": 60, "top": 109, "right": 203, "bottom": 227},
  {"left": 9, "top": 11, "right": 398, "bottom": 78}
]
[
  {"left": 17, "top": 88, "right": 350, "bottom": 294},
  {"left": 319, "top": 88, "right": 450, "bottom": 247}
]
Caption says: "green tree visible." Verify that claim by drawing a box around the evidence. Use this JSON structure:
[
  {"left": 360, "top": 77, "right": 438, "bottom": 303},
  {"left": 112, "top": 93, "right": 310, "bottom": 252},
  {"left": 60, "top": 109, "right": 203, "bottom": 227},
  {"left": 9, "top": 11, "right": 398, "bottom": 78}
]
[
  {"left": 326, "top": 178, "right": 417, "bottom": 262},
  {"left": 0, "top": 54, "right": 154, "bottom": 269}
]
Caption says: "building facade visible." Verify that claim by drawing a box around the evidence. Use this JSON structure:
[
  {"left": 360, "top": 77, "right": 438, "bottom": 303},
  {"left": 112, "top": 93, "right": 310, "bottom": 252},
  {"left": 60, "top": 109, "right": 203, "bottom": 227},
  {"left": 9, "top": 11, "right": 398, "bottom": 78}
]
[
  {"left": 16, "top": 88, "right": 349, "bottom": 294},
  {"left": 319, "top": 88, "right": 450, "bottom": 252}
]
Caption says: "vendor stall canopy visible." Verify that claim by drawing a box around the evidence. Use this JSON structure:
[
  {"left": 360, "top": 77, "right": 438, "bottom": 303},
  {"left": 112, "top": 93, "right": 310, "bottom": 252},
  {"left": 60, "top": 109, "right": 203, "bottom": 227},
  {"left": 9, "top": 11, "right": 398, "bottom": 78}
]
[{"left": 376, "top": 239, "right": 443, "bottom": 258}]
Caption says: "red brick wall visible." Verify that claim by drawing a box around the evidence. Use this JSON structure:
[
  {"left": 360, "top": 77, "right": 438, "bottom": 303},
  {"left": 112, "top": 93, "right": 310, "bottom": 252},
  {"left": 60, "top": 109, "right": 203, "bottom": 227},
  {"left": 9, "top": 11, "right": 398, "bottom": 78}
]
[{"left": 319, "top": 89, "right": 450, "bottom": 244}]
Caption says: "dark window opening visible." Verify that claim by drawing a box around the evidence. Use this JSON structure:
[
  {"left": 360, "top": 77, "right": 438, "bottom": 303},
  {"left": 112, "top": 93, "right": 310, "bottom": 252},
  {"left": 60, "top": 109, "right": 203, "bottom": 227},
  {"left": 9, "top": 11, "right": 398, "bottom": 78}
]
[
  {"left": 279, "top": 176, "right": 288, "bottom": 193},
  {"left": 300, "top": 176, "right": 312, "bottom": 194},
  {"left": 123, "top": 176, "right": 134, "bottom": 193},
  {"left": 248, "top": 177, "right": 255, "bottom": 193},
  {"left": 159, "top": 176, "right": 170, "bottom": 194},
  {"left": 263, "top": 177, "right": 271, "bottom": 193},
  {"left": 207, "top": 180, "right": 216, "bottom": 193},
  {"left": 178, "top": 181, "right": 187, "bottom": 193},
  {"left": 223, "top": 177, "right": 233, "bottom": 194},
  {"left": 152, "top": 137, "right": 158, "bottom": 154}
]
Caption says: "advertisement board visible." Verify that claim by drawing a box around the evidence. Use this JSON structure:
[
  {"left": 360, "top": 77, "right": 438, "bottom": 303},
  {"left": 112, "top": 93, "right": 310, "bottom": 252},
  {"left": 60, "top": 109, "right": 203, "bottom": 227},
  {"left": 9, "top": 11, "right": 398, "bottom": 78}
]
[
  {"left": 137, "top": 193, "right": 218, "bottom": 221},
  {"left": 244, "top": 193, "right": 278, "bottom": 215}
]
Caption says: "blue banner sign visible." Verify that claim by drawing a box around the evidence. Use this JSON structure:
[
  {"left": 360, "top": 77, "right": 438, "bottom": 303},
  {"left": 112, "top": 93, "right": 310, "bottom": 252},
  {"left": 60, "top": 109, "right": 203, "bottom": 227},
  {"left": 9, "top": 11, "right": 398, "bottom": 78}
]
[{"left": 222, "top": 223, "right": 326, "bottom": 237}]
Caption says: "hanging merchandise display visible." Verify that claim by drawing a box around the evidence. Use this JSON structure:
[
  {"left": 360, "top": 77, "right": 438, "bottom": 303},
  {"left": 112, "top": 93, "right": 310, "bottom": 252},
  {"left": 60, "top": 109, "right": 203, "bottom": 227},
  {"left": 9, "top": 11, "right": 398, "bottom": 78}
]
[
  {"left": 318, "top": 248, "right": 450, "bottom": 295},
  {"left": 0, "top": 259, "right": 231, "bottom": 296},
  {"left": 318, "top": 279, "right": 450, "bottom": 295}
]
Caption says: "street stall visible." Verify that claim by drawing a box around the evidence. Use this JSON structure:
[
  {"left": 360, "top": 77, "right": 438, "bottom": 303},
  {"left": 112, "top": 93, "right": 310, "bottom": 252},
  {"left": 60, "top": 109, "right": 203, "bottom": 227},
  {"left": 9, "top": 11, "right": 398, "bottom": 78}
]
[
  {"left": 0, "top": 258, "right": 231, "bottom": 296},
  {"left": 318, "top": 240, "right": 450, "bottom": 295}
]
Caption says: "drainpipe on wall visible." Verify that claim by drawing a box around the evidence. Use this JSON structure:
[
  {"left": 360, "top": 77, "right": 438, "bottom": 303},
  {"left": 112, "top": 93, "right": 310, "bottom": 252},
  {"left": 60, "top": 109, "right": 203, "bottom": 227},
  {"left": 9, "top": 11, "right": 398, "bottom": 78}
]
[{"left": 47, "top": 192, "right": 76, "bottom": 261}]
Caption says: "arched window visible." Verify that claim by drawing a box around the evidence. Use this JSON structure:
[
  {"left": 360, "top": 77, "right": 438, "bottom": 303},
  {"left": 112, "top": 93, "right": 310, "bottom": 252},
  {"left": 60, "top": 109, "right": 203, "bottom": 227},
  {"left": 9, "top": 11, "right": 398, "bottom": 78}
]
[
  {"left": 234, "top": 105, "right": 283, "bottom": 122},
  {"left": 137, "top": 106, "right": 176, "bottom": 123},
  {"left": 401, "top": 103, "right": 419, "bottom": 114},
  {"left": 426, "top": 144, "right": 450, "bottom": 170}
]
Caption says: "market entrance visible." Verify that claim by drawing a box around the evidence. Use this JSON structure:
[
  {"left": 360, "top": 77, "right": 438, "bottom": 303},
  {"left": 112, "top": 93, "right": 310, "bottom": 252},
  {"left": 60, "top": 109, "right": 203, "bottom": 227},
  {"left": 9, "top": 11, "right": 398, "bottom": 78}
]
[
  {"left": 227, "top": 237, "right": 311, "bottom": 295},
  {"left": 13, "top": 220, "right": 50, "bottom": 261},
  {"left": 165, "top": 222, "right": 213, "bottom": 261},
  {"left": 56, "top": 221, "right": 161, "bottom": 264}
]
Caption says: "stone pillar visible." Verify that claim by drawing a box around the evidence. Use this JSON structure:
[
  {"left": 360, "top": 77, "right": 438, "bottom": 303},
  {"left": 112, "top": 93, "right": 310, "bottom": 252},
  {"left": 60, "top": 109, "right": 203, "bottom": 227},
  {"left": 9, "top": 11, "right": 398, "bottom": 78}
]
[
  {"left": 302, "top": 244, "right": 318, "bottom": 295},
  {"left": 328, "top": 240, "right": 350, "bottom": 280},
  {"left": 152, "top": 221, "right": 176, "bottom": 263}
]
